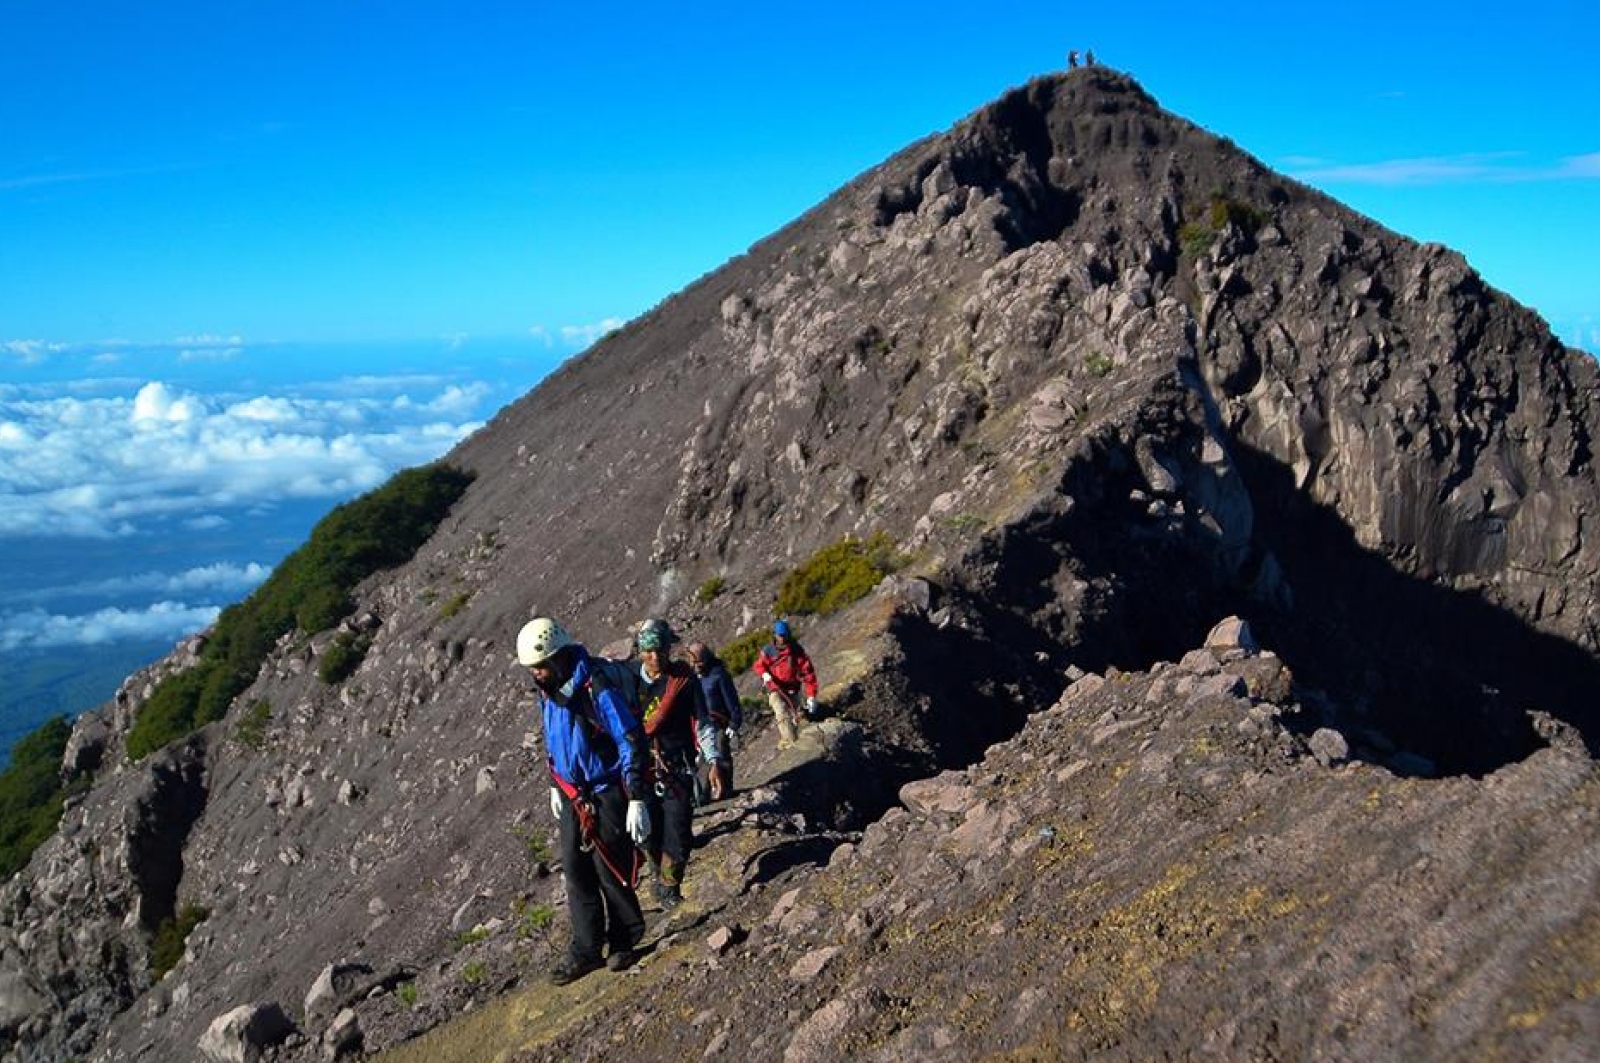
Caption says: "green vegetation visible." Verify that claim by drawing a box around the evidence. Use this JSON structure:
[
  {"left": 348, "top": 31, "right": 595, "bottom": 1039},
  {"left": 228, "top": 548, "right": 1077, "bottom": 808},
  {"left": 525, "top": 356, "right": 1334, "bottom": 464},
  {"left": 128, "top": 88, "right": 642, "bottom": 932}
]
[
  {"left": 512, "top": 827, "right": 551, "bottom": 864},
  {"left": 150, "top": 904, "right": 209, "bottom": 978},
  {"left": 940, "top": 513, "right": 988, "bottom": 535},
  {"left": 719, "top": 629, "right": 771, "bottom": 677},
  {"left": 125, "top": 463, "right": 473, "bottom": 761},
  {"left": 317, "top": 631, "right": 372, "bottom": 685},
  {"left": 512, "top": 898, "right": 556, "bottom": 939},
  {"left": 1179, "top": 194, "right": 1268, "bottom": 259},
  {"left": 694, "top": 576, "right": 726, "bottom": 604},
  {"left": 1179, "top": 221, "right": 1216, "bottom": 258},
  {"left": 454, "top": 926, "right": 491, "bottom": 948},
  {"left": 774, "top": 532, "right": 904, "bottom": 617},
  {"left": 460, "top": 961, "right": 487, "bottom": 985},
  {"left": 440, "top": 591, "right": 471, "bottom": 619},
  {"left": 0, "top": 716, "right": 87, "bottom": 880},
  {"left": 1084, "top": 350, "right": 1115, "bottom": 378},
  {"left": 232, "top": 699, "right": 273, "bottom": 751},
  {"left": 397, "top": 980, "right": 418, "bottom": 1007}
]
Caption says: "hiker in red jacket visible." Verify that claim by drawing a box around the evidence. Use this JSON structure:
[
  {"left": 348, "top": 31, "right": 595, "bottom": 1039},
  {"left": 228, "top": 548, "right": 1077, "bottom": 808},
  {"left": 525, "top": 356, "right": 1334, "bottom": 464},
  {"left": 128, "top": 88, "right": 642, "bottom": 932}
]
[
  {"left": 633, "top": 618, "right": 710, "bottom": 910},
  {"left": 752, "top": 619, "right": 819, "bottom": 748}
]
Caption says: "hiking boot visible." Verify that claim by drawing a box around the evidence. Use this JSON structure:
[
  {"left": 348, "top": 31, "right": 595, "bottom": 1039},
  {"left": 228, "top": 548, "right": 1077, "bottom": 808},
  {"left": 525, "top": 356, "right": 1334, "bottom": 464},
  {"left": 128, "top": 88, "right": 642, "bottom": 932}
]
[
  {"left": 607, "top": 947, "right": 637, "bottom": 972},
  {"left": 549, "top": 954, "right": 603, "bottom": 986}
]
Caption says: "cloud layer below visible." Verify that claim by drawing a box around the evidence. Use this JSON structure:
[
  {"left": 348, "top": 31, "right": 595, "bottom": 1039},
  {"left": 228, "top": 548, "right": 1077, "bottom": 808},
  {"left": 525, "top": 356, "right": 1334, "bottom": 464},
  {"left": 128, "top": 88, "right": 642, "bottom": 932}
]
[
  {"left": 0, "top": 378, "right": 485, "bottom": 540},
  {"left": 0, "top": 600, "right": 222, "bottom": 652}
]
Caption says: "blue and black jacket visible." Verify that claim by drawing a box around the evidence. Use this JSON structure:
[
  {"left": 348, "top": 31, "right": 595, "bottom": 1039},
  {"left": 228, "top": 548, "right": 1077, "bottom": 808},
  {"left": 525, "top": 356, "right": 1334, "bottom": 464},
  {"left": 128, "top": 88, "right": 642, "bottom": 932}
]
[
  {"left": 697, "top": 660, "right": 743, "bottom": 730},
  {"left": 540, "top": 646, "right": 645, "bottom": 796}
]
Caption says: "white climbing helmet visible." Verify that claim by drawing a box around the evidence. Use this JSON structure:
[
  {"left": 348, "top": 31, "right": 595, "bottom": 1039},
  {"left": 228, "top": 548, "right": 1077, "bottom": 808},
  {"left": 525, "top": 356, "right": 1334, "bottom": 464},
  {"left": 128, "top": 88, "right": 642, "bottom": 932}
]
[{"left": 517, "top": 617, "right": 574, "bottom": 667}]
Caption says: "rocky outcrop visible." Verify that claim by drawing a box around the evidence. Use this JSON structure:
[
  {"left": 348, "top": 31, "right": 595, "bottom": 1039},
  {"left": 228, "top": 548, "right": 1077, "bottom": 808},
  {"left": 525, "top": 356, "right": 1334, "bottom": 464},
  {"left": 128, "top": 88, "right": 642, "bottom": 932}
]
[
  {"left": 4, "top": 66, "right": 1600, "bottom": 1063},
  {"left": 370, "top": 624, "right": 1600, "bottom": 1063}
]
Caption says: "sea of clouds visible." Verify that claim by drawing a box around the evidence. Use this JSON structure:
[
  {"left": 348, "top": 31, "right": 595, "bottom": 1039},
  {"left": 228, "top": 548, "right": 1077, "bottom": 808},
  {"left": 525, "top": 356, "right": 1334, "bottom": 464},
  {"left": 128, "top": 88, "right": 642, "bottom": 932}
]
[{"left": 0, "top": 335, "right": 574, "bottom": 743}]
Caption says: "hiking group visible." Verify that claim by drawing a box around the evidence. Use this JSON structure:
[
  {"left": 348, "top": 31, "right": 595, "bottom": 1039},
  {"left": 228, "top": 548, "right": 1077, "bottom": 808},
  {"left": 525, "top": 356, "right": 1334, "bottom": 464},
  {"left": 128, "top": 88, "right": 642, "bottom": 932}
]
[{"left": 516, "top": 614, "right": 821, "bottom": 985}]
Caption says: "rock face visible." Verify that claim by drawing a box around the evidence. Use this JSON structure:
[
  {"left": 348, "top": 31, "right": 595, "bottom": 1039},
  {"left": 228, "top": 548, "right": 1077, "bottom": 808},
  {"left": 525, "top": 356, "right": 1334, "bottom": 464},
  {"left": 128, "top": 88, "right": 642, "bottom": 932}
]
[{"left": 3, "top": 66, "right": 1600, "bottom": 1063}]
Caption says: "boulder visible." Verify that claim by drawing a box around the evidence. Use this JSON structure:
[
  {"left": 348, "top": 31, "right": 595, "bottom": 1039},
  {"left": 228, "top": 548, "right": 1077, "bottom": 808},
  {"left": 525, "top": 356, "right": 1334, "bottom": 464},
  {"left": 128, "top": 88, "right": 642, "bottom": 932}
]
[
  {"left": 198, "top": 1002, "right": 294, "bottom": 1063},
  {"left": 304, "top": 962, "right": 374, "bottom": 1027},
  {"left": 0, "top": 969, "right": 49, "bottom": 1037}
]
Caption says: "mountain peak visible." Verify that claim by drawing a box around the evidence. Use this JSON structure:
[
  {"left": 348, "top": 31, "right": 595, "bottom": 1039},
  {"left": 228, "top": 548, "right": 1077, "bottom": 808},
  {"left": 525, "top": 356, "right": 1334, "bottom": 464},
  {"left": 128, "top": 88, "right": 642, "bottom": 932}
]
[{"left": 6, "top": 66, "right": 1600, "bottom": 1063}]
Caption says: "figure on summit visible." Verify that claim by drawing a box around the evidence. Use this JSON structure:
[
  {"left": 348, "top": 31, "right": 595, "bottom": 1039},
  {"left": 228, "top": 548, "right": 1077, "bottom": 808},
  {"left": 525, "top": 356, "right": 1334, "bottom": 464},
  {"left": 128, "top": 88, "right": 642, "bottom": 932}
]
[
  {"left": 1068, "top": 49, "right": 1080, "bottom": 68},
  {"left": 752, "top": 619, "right": 820, "bottom": 748},
  {"left": 518, "top": 616, "right": 651, "bottom": 984},
  {"left": 688, "top": 640, "right": 742, "bottom": 801},
  {"left": 633, "top": 618, "right": 710, "bottom": 910},
  {"left": 1085, "top": 48, "right": 1097, "bottom": 66}
]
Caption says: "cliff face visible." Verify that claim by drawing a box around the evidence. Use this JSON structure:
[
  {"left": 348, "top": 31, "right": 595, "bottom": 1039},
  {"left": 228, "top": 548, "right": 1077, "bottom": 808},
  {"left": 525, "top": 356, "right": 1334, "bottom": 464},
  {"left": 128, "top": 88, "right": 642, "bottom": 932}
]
[{"left": 3, "top": 67, "right": 1599, "bottom": 1063}]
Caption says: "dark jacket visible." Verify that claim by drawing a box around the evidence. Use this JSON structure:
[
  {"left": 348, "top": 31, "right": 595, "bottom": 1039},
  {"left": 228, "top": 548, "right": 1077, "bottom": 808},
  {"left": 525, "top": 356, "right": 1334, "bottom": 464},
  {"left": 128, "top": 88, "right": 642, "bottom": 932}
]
[{"left": 697, "top": 660, "right": 743, "bottom": 729}]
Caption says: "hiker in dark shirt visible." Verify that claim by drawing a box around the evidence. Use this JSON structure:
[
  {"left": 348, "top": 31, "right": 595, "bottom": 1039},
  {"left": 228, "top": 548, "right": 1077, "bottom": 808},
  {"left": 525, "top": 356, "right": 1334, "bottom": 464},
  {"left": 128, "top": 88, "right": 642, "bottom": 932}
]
[
  {"left": 687, "top": 641, "right": 742, "bottom": 801},
  {"left": 518, "top": 616, "right": 650, "bottom": 984},
  {"left": 633, "top": 618, "right": 710, "bottom": 910}
]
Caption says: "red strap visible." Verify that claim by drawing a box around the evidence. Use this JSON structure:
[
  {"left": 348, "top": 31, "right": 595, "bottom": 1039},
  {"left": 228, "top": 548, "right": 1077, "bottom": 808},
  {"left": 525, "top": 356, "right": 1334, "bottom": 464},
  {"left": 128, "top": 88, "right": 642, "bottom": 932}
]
[{"left": 550, "top": 768, "right": 640, "bottom": 889}]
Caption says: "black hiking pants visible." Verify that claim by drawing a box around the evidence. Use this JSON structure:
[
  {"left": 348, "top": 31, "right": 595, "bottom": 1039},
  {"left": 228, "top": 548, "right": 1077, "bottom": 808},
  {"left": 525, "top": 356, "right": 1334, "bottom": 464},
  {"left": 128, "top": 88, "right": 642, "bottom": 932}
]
[
  {"left": 557, "top": 784, "right": 644, "bottom": 962},
  {"left": 644, "top": 768, "right": 695, "bottom": 884}
]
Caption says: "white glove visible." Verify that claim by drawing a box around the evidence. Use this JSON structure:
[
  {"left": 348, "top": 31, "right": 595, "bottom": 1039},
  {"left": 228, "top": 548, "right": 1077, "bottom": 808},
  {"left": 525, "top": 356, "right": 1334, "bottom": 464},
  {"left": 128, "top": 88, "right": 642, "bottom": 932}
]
[
  {"left": 805, "top": 697, "right": 819, "bottom": 717},
  {"left": 626, "top": 800, "right": 651, "bottom": 846},
  {"left": 761, "top": 676, "right": 777, "bottom": 691},
  {"left": 725, "top": 727, "right": 738, "bottom": 751},
  {"left": 550, "top": 786, "right": 562, "bottom": 820}
]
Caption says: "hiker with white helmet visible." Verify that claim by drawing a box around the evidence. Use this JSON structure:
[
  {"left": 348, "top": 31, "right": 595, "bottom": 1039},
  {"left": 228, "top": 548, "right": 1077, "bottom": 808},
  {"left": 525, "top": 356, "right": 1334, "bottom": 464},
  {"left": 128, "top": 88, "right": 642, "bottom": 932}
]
[
  {"left": 632, "top": 618, "right": 710, "bottom": 909},
  {"left": 517, "top": 616, "right": 651, "bottom": 984},
  {"left": 752, "top": 619, "right": 820, "bottom": 748}
]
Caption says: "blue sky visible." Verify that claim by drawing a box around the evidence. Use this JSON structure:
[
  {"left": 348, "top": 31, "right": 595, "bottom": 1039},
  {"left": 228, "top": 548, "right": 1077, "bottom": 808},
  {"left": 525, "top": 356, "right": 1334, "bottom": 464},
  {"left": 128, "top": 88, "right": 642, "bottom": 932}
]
[
  {"left": 0, "top": 1, "right": 1597, "bottom": 756},
  {"left": 2, "top": 1, "right": 1596, "bottom": 351}
]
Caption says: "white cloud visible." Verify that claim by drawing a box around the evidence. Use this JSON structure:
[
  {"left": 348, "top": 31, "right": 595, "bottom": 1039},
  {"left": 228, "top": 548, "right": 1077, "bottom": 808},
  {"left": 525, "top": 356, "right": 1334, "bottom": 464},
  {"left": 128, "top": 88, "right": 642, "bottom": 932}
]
[
  {"left": 1558, "top": 152, "right": 1600, "bottom": 178},
  {"left": 0, "top": 601, "right": 220, "bottom": 651},
  {"left": 558, "top": 317, "right": 626, "bottom": 347},
  {"left": 0, "top": 377, "right": 486, "bottom": 540},
  {"left": 11, "top": 562, "right": 272, "bottom": 606},
  {"left": 178, "top": 346, "right": 243, "bottom": 363},
  {"left": 2, "top": 339, "right": 70, "bottom": 364},
  {"left": 1289, "top": 151, "right": 1600, "bottom": 187}
]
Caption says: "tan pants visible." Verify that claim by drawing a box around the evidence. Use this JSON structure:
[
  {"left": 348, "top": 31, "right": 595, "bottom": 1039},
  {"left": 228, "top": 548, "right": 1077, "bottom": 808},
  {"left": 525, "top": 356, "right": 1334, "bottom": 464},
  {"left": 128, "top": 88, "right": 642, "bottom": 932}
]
[{"left": 767, "top": 691, "right": 800, "bottom": 745}]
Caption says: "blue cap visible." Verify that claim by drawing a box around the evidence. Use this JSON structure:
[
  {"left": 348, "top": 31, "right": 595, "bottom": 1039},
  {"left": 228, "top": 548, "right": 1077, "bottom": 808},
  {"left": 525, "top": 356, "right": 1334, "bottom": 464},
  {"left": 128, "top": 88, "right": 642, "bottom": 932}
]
[{"left": 773, "top": 620, "right": 791, "bottom": 638}]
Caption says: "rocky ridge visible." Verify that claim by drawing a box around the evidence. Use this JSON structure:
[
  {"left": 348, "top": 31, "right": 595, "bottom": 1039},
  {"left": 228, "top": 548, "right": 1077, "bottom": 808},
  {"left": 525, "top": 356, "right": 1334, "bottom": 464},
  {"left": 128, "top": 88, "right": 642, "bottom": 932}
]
[{"left": 2, "top": 66, "right": 1599, "bottom": 1062}]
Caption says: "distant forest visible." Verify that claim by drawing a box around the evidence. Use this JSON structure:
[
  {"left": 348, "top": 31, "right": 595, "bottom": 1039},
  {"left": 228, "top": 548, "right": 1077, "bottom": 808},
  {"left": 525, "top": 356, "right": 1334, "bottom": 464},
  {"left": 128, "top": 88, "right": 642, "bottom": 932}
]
[{"left": 0, "top": 641, "right": 170, "bottom": 769}]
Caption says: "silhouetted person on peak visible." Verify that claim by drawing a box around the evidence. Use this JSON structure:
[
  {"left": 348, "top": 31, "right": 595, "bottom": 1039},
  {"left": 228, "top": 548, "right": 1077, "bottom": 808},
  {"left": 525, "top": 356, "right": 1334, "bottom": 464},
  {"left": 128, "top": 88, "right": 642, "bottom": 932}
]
[{"left": 1068, "top": 49, "right": 1079, "bottom": 69}]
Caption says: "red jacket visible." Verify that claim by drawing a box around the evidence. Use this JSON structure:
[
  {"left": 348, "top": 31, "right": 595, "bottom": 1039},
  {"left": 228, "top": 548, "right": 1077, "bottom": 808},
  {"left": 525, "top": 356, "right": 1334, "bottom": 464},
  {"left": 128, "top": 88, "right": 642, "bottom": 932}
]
[{"left": 753, "top": 642, "right": 818, "bottom": 699}]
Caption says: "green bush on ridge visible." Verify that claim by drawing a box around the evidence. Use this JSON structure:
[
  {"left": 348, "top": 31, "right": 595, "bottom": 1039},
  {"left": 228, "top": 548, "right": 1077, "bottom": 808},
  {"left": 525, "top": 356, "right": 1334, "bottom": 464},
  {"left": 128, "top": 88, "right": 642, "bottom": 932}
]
[
  {"left": 774, "top": 532, "right": 904, "bottom": 617},
  {"left": 0, "top": 716, "right": 87, "bottom": 880},
  {"left": 125, "top": 463, "right": 474, "bottom": 761}
]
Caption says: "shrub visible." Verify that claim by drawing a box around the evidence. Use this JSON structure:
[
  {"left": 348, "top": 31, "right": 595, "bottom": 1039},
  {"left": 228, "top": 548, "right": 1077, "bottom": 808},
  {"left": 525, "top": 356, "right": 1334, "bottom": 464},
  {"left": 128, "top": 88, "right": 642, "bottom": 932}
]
[
  {"left": 719, "top": 629, "right": 771, "bottom": 677},
  {"left": 317, "top": 632, "right": 370, "bottom": 685},
  {"left": 150, "top": 904, "right": 209, "bottom": 978},
  {"left": 694, "top": 576, "right": 726, "bottom": 604},
  {"left": 460, "top": 961, "right": 486, "bottom": 985},
  {"left": 1208, "top": 195, "right": 1266, "bottom": 233},
  {"left": 1179, "top": 221, "right": 1215, "bottom": 257},
  {"left": 125, "top": 463, "right": 472, "bottom": 761},
  {"left": 774, "top": 532, "right": 904, "bottom": 617},
  {"left": 440, "top": 592, "right": 471, "bottom": 619},
  {"left": 454, "top": 926, "right": 491, "bottom": 948},
  {"left": 0, "top": 716, "right": 83, "bottom": 881},
  {"left": 397, "top": 981, "right": 418, "bottom": 1007},
  {"left": 233, "top": 700, "right": 272, "bottom": 751},
  {"left": 513, "top": 900, "right": 556, "bottom": 939},
  {"left": 1084, "top": 351, "right": 1115, "bottom": 377}
]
